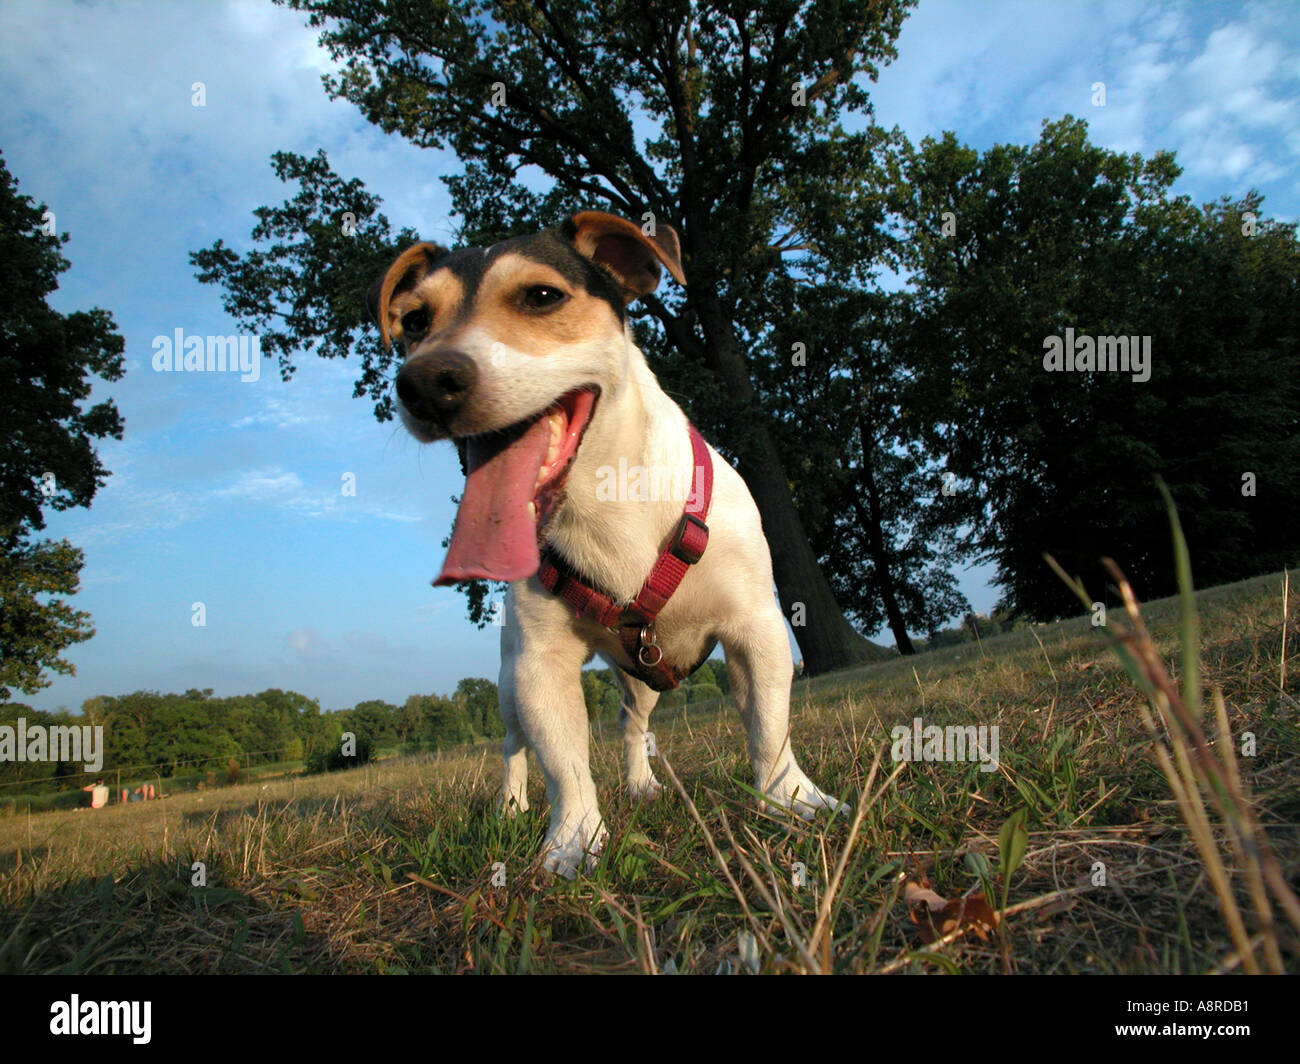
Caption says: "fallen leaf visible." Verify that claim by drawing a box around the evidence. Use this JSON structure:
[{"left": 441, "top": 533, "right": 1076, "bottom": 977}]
[
  {"left": 903, "top": 879, "right": 950, "bottom": 911},
  {"left": 905, "top": 880, "right": 1001, "bottom": 944}
]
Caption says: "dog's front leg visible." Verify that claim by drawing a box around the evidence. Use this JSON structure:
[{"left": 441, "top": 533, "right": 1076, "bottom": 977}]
[
  {"left": 609, "top": 665, "right": 663, "bottom": 799},
  {"left": 723, "top": 605, "right": 847, "bottom": 818},
  {"left": 509, "top": 620, "right": 609, "bottom": 877}
]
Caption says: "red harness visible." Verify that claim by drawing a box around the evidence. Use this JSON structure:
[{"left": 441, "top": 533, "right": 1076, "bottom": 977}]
[{"left": 537, "top": 424, "right": 714, "bottom": 691}]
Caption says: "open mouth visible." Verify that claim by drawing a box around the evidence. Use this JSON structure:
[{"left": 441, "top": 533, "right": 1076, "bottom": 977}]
[{"left": 434, "top": 387, "right": 599, "bottom": 585}]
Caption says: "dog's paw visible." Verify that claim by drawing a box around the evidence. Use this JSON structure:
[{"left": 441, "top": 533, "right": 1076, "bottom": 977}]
[
  {"left": 541, "top": 815, "right": 609, "bottom": 879},
  {"left": 499, "top": 791, "right": 530, "bottom": 818},
  {"left": 762, "top": 772, "right": 849, "bottom": 820},
  {"left": 625, "top": 775, "right": 664, "bottom": 801}
]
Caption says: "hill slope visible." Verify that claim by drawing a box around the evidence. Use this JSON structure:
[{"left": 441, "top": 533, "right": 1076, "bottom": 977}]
[{"left": 1, "top": 572, "right": 1296, "bottom": 974}]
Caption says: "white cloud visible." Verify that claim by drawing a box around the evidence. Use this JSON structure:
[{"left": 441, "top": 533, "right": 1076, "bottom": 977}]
[{"left": 872, "top": 0, "right": 1299, "bottom": 215}]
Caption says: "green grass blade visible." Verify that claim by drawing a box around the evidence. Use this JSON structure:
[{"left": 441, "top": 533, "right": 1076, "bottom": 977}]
[{"left": 1157, "top": 479, "right": 1202, "bottom": 717}]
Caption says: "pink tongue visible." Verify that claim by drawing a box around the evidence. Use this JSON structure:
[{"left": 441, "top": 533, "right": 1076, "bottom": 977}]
[{"left": 435, "top": 417, "right": 553, "bottom": 585}]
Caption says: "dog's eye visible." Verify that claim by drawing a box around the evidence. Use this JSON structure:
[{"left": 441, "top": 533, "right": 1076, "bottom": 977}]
[
  {"left": 522, "top": 285, "right": 567, "bottom": 310},
  {"left": 401, "top": 308, "right": 431, "bottom": 340}
]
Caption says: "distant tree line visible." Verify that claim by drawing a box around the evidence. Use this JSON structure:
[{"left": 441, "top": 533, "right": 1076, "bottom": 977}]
[
  {"left": 910, "top": 611, "right": 1029, "bottom": 653},
  {"left": 0, "top": 678, "right": 500, "bottom": 800},
  {"left": 580, "top": 660, "right": 730, "bottom": 721}
]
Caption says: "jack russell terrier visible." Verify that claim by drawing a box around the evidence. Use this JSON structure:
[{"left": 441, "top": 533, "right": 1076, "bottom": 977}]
[{"left": 371, "top": 211, "right": 844, "bottom": 876}]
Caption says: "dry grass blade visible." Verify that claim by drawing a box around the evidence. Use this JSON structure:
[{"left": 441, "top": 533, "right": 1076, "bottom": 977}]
[
  {"left": 655, "top": 751, "right": 815, "bottom": 971},
  {"left": 1047, "top": 487, "right": 1300, "bottom": 974},
  {"left": 1281, "top": 569, "right": 1290, "bottom": 692},
  {"left": 807, "top": 748, "right": 899, "bottom": 961},
  {"left": 1099, "top": 554, "right": 1300, "bottom": 972}
]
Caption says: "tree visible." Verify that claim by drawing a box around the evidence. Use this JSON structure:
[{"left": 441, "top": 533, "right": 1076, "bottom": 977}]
[
  {"left": 434, "top": 692, "right": 479, "bottom": 747},
  {"left": 194, "top": 0, "right": 918, "bottom": 674},
  {"left": 145, "top": 691, "right": 242, "bottom": 778},
  {"left": 893, "top": 117, "right": 1300, "bottom": 616},
  {"left": 455, "top": 677, "right": 501, "bottom": 737},
  {"left": 347, "top": 699, "right": 400, "bottom": 745},
  {"left": 0, "top": 152, "right": 124, "bottom": 699},
  {"left": 759, "top": 280, "right": 971, "bottom": 652},
  {"left": 0, "top": 541, "right": 96, "bottom": 699},
  {"left": 403, "top": 692, "right": 478, "bottom": 749},
  {"left": 398, "top": 694, "right": 426, "bottom": 745},
  {"left": 689, "top": 659, "right": 729, "bottom": 695},
  {"left": 247, "top": 688, "right": 324, "bottom": 759},
  {"left": 581, "top": 669, "right": 621, "bottom": 721}
]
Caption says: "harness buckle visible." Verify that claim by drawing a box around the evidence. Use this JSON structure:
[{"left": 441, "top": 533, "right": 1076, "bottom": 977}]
[{"left": 670, "top": 513, "right": 709, "bottom": 565}]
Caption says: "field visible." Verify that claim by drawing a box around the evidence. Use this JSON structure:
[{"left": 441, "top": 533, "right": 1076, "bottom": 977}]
[{"left": 1, "top": 571, "right": 1296, "bottom": 975}]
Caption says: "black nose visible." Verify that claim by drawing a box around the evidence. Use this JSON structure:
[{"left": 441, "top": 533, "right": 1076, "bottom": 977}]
[{"left": 396, "top": 350, "right": 478, "bottom": 427}]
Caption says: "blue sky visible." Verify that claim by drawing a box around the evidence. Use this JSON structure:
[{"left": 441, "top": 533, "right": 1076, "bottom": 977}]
[{"left": 2, "top": 0, "right": 1297, "bottom": 713}]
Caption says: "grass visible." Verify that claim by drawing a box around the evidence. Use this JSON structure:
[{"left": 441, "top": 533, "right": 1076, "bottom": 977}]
[{"left": 0, "top": 570, "right": 1296, "bottom": 974}]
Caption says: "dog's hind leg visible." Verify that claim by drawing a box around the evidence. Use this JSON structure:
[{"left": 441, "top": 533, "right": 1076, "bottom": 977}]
[
  {"left": 608, "top": 662, "right": 662, "bottom": 800},
  {"left": 722, "top": 607, "right": 847, "bottom": 819},
  {"left": 497, "top": 595, "right": 530, "bottom": 816}
]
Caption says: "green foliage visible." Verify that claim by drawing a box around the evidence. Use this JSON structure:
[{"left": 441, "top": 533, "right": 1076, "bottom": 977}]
[
  {"left": 0, "top": 151, "right": 124, "bottom": 697},
  {"left": 456, "top": 677, "right": 502, "bottom": 738},
  {"left": 658, "top": 688, "right": 687, "bottom": 711},
  {"left": 687, "top": 683, "right": 723, "bottom": 704},
  {"left": 0, "top": 540, "right": 94, "bottom": 700},
  {"left": 71, "top": 688, "right": 330, "bottom": 784},
  {"left": 918, "top": 611, "right": 1027, "bottom": 651},
  {"left": 305, "top": 731, "right": 375, "bottom": 774},
  {"left": 0, "top": 679, "right": 504, "bottom": 803},
  {"left": 581, "top": 670, "right": 620, "bottom": 721},
  {"left": 399, "top": 691, "right": 482, "bottom": 751},
  {"left": 759, "top": 282, "right": 972, "bottom": 649},
  {"left": 997, "top": 808, "right": 1030, "bottom": 915},
  {"left": 894, "top": 117, "right": 1300, "bottom": 618},
  {"left": 688, "top": 660, "right": 729, "bottom": 694},
  {"left": 0, "top": 704, "right": 59, "bottom": 791},
  {"left": 344, "top": 699, "right": 401, "bottom": 746}
]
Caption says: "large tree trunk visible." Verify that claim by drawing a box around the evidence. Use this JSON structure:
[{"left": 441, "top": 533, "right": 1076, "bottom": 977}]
[
  {"left": 854, "top": 418, "right": 915, "bottom": 655},
  {"left": 690, "top": 297, "right": 890, "bottom": 674}
]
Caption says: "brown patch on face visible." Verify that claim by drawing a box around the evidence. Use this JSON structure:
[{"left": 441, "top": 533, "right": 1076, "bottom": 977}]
[
  {"left": 386, "top": 270, "right": 468, "bottom": 349},
  {"left": 446, "top": 252, "right": 622, "bottom": 356},
  {"left": 375, "top": 243, "right": 464, "bottom": 348}
]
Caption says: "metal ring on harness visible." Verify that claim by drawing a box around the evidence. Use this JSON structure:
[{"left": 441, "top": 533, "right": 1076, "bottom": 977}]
[{"left": 637, "top": 626, "right": 663, "bottom": 667}]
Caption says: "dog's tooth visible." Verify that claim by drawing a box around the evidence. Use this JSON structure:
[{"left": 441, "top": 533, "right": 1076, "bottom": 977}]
[
  {"left": 541, "top": 413, "right": 562, "bottom": 473},
  {"left": 526, "top": 501, "right": 537, "bottom": 522}
]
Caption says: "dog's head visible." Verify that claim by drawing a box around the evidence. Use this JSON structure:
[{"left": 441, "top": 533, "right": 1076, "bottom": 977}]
[{"left": 369, "top": 211, "right": 685, "bottom": 584}]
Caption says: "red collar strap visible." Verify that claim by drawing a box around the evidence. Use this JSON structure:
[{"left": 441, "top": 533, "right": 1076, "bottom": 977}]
[{"left": 537, "top": 423, "right": 714, "bottom": 692}]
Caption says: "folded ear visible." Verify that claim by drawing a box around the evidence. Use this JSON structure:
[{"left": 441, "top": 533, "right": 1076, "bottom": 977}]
[
  {"left": 371, "top": 242, "right": 446, "bottom": 347},
  {"left": 564, "top": 211, "right": 685, "bottom": 302}
]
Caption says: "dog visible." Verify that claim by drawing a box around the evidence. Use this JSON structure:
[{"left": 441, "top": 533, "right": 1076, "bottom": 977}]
[{"left": 371, "top": 211, "right": 844, "bottom": 876}]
